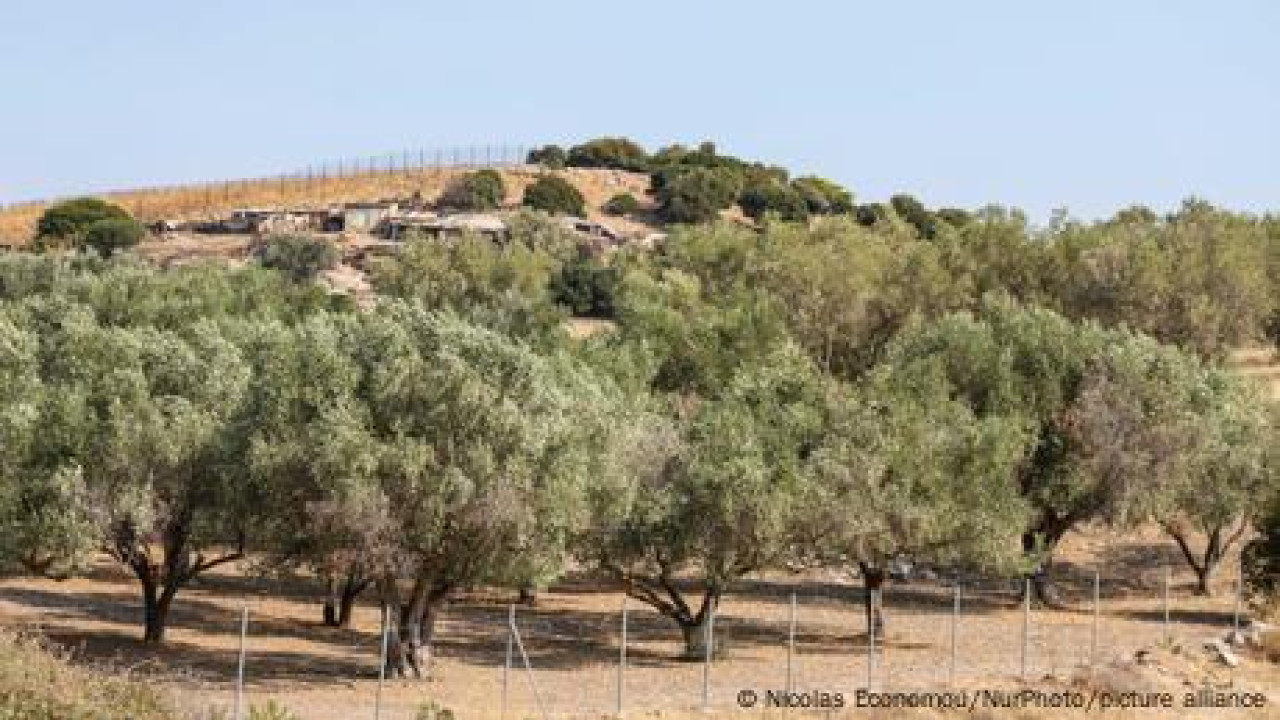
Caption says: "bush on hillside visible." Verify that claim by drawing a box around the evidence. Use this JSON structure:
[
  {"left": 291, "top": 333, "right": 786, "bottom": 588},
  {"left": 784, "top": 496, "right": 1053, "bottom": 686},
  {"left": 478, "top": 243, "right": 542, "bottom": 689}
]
[
  {"left": 438, "top": 169, "right": 506, "bottom": 210},
  {"left": 792, "top": 176, "right": 855, "bottom": 215},
  {"left": 259, "top": 234, "right": 340, "bottom": 283},
  {"left": 655, "top": 167, "right": 742, "bottom": 224},
  {"left": 550, "top": 254, "right": 620, "bottom": 317},
  {"left": 522, "top": 175, "right": 586, "bottom": 216},
  {"left": 35, "top": 197, "right": 137, "bottom": 252},
  {"left": 855, "top": 202, "right": 891, "bottom": 228},
  {"left": 526, "top": 145, "right": 568, "bottom": 169},
  {"left": 935, "top": 207, "right": 974, "bottom": 228},
  {"left": 890, "top": 193, "right": 937, "bottom": 238},
  {"left": 739, "top": 180, "right": 810, "bottom": 223},
  {"left": 82, "top": 217, "right": 145, "bottom": 258},
  {"left": 567, "top": 137, "right": 649, "bottom": 172},
  {"left": 603, "top": 192, "right": 641, "bottom": 216}
]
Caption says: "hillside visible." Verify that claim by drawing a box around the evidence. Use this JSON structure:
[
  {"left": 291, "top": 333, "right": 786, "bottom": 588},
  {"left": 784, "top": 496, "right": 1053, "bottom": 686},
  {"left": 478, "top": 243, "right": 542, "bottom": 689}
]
[{"left": 0, "top": 166, "right": 658, "bottom": 245}]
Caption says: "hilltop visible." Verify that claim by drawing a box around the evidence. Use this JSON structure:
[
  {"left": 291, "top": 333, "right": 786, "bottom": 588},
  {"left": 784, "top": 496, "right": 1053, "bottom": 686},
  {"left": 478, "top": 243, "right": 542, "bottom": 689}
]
[{"left": 0, "top": 165, "right": 659, "bottom": 246}]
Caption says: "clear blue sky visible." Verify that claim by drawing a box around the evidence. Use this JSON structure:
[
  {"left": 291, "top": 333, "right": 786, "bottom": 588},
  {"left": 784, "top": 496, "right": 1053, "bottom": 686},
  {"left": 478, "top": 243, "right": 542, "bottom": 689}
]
[{"left": 3, "top": 1, "right": 1276, "bottom": 220}]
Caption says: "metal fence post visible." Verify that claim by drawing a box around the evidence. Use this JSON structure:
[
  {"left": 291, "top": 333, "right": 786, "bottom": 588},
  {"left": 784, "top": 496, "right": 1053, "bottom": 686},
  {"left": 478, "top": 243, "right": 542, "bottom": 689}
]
[
  {"left": 509, "top": 608, "right": 550, "bottom": 720},
  {"left": 503, "top": 605, "right": 513, "bottom": 720},
  {"left": 948, "top": 585, "right": 959, "bottom": 687},
  {"left": 375, "top": 605, "right": 390, "bottom": 720},
  {"left": 866, "top": 589, "right": 876, "bottom": 692},
  {"left": 1090, "top": 571, "right": 1100, "bottom": 674},
  {"left": 617, "top": 597, "right": 628, "bottom": 717},
  {"left": 701, "top": 598, "right": 716, "bottom": 710},
  {"left": 786, "top": 592, "right": 797, "bottom": 695},
  {"left": 234, "top": 604, "right": 248, "bottom": 720},
  {"left": 1233, "top": 563, "right": 1244, "bottom": 635},
  {"left": 1163, "top": 566, "right": 1171, "bottom": 642},
  {"left": 1021, "top": 579, "right": 1031, "bottom": 681}
]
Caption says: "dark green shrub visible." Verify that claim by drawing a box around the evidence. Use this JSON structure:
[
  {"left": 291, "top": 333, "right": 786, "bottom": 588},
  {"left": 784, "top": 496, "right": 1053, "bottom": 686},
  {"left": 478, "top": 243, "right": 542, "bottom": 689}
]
[
  {"left": 550, "top": 254, "right": 619, "bottom": 317},
  {"left": 82, "top": 217, "right": 145, "bottom": 257},
  {"left": 259, "top": 234, "right": 340, "bottom": 283},
  {"left": 36, "top": 197, "right": 133, "bottom": 245},
  {"left": 739, "top": 181, "right": 809, "bottom": 223},
  {"left": 656, "top": 167, "right": 742, "bottom": 224},
  {"left": 791, "top": 176, "right": 854, "bottom": 214},
  {"left": 438, "top": 169, "right": 506, "bottom": 210},
  {"left": 567, "top": 137, "right": 649, "bottom": 172},
  {"left": 522, "top": 175, "right": 586, "bottom": 216},
  {"left": 935, "top": 207, "right": 974, "bottom": 228},
  {"left": 855, "top": 203, "right": 891, "bottom": 228},
  {"left": 1244, "top": 495, "right": 1280, "bottom": 611},
  {"left": 526, "top": 145, "right": 567, "bottom": 169},
  {"left": 890, "top": 193, "right": 937, "bottom": 238},
  {"left": 603, "top": 192, "right": 641, "bottom": 216}
]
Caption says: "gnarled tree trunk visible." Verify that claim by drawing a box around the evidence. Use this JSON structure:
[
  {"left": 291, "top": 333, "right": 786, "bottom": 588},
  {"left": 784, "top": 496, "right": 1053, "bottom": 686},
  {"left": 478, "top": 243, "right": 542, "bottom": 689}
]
[
  {"left": 378, "top": 573, "right": 451, "bottom": 680},
  {"left": 859, "top": 562, "right": 886, "bottom": 638},
  {"left": 108, "top": 516, "right": 244, "bottom": 646},
  {"left": 615, "top": 572, "right": 721, "bottom": 660},
  {"left": 323, "top": 571, "right": 368, "bottom": 628},
  {"left": 142, "top": 579, "right": 178, "bottom": 644},
  {"left": 1022, "top": 513, "right": 1075, "bottom": 608},
  {"left": 1164, "top": 519, "right": 1249, "bottom": 597}
]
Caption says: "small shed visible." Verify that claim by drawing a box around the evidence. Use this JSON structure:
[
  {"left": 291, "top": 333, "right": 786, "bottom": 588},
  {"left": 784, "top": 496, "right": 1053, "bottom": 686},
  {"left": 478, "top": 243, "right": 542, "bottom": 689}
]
[
  {"left": 343, "top": 202, "right": 399, "bottom": 232},
  {"left": 381, "top": 212, "right": 508, "bottom": 243}
]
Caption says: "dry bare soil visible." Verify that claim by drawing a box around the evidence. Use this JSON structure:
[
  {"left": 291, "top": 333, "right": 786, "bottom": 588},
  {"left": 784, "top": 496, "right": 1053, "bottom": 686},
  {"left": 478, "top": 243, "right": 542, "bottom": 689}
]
[{"left": 1, "top": 526, "right": 1277, "bottom": 719}]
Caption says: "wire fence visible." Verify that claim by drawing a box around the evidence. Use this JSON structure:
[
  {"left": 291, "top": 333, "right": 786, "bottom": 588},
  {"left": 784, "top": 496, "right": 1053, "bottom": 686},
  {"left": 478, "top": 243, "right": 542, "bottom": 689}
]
[
  {"left": 0, "top": 143, "right": 538, "bottom": 217},
  {"left": 206, "top": 563, "right": 1275, "bottom": 719}
]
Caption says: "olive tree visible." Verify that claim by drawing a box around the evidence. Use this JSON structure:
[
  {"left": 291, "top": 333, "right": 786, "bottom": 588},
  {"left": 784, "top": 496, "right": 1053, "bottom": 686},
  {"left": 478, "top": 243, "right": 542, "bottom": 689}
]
[
  {"left": 0, "top": 311, "right": 80, "bottom": 577},
  {"left": 879, "top": 298, "right": 1233, "bottom": 603},
  {"left": 1, "top": 299, "right": 252, "bottom": 643},
  {"left": 234, "top": 313, "right": 378, "bottom": 627},
  {"left": 369, "top": 235, "right": 565, "bottom": 338},
  {"left": 798, "top": 377, "right": 1030, "bottom": 633},
  {"left": 1141, "top": 375, "right": 1276, "bottom": 595},
  {"left": 586, "top": 345, "right": 824, "bottom": 657},
  {"left": 300, "top": 306, "right": 611, "bottom": 678}
]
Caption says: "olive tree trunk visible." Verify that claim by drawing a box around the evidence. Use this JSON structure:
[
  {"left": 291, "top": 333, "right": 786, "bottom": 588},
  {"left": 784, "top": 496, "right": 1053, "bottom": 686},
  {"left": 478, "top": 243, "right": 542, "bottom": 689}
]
[
  {"left": 109, "top": 519, "right": 244, "bottom": 646},
  {"left": 617, "top": 573, "right": 721, "bottom": 661},
  {"left": 322, "top": 572, "right": 369, "bottom": 628},
  {"left": 1164, "top": 520, "right": 1249, "bottom": 597},
  {"left": 859, "top": 563, "right": 886, "bottom": 638},
  {"left": 379, "top": 574, "right": 451, "bottom": 680}
]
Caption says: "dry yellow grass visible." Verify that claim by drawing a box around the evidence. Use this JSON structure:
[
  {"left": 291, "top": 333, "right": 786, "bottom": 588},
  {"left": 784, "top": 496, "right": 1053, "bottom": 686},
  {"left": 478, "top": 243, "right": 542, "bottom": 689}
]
[
  {"left": 0, "top": 167, "right": 657, "bottom": 245},
  {"left": 0, "top": 630, "right": 177, "bottom": 719}
]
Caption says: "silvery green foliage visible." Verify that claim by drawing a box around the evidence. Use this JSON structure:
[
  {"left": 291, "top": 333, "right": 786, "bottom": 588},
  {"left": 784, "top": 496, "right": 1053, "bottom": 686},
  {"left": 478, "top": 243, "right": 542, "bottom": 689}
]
[
  {"left": 588, "top": 343, "right": 825, "bottom": 620},
  {"left": 799, "top": 378, "right": 1030, "bottom": 576},
  {"left": 240, "top": 303, "right": 614, "bottom": 595},
  {"left": 877, "top": 295, "right": 1277, "bottom": 581},
  {"left": 0, "top": 292, "right": 253, "bottom": 583},
  {"left": 352, "top": 304, "right": 608, "bottom": 588}
]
